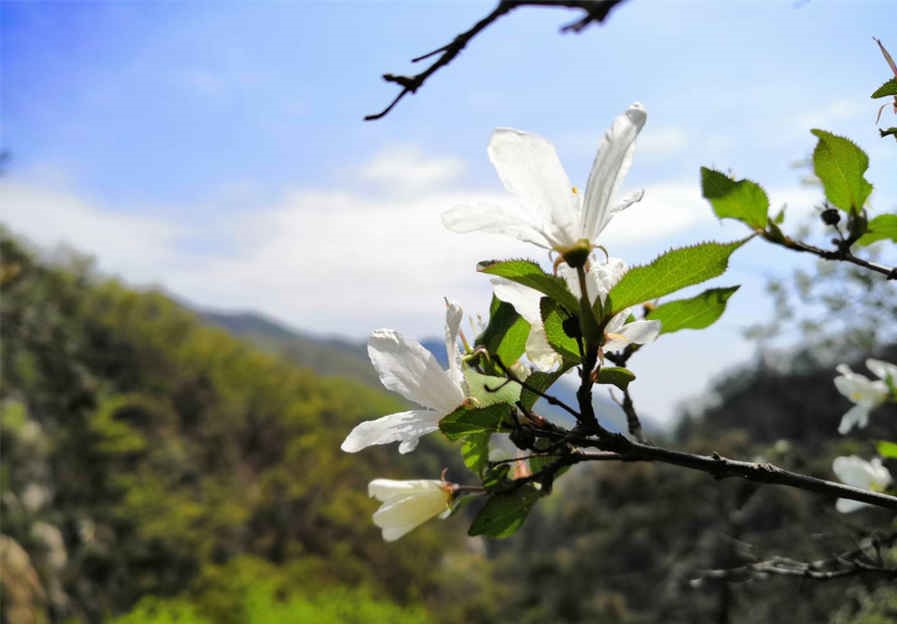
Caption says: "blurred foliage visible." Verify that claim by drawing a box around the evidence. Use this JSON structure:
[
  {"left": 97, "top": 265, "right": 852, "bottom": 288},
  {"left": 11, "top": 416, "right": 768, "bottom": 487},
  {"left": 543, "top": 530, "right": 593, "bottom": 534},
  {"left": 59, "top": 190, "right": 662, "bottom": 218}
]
[
  {"left": 744, "top": 217, "right": 897, "bottom": 365},
  {"left": 0, "top": 231, "right": 499, "bottom": 623},
  {"left": 109, "top": 556, "right": 430, "bottom": 624}
]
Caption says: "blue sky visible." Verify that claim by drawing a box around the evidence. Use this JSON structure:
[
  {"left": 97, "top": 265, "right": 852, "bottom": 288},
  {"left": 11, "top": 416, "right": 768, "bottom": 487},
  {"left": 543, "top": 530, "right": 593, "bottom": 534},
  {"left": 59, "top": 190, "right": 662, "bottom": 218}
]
[{"left": 3, "top": 0, "right": 896, "bottom": 424}]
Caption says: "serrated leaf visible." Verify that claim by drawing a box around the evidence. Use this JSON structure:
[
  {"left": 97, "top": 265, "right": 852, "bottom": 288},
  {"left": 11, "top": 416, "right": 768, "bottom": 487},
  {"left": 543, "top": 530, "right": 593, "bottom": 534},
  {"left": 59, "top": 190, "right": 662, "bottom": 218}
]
[
  {"left": 646, "top": 286, "right": 740, "bottom": 334},
  {"left": 478, "top": 259, "right": 579, "bottom": 313},
  {"left": 877, "top": 440, "right": 897, "bottom": 459},
  {"left": 468, "top": 485, "right": 542, "bottom": 537},
  {"left": 439, "top": 403, "right": 512, "bottom": 441},
  {"left": 461, "top": 432, "right": 490, "bottom": 476},
  {"left": 855, "top": 214, "right": 897, "bottom": 247},
  {"left": 872, "top": 78, "right": 897, "bottom": 98},
  {"left": 701, "top": 168, "right": 769, "bottom": 229},
  {"left": 540, "top": 297, "right": 581, "bottom": 362},
  {"left": 595, "top": 366, "right": 636, "bottom": 390},
  {"left": 606, "top": 240, "right": 746, "bottom": 314},
  {"left": 475, "top": 295, "right": 530, "bottom": 368},
  {"left": 464, "top": 368, "right": 521, "bottom": 407},
  {"left": 810, "top": 129, "right": 873, "bottom": 213}
]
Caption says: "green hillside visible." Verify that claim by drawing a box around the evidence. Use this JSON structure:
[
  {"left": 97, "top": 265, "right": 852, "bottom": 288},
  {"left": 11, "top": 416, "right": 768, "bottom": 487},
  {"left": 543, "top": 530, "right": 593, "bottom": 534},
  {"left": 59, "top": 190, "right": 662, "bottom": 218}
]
[
  {"left": 0, "top": 232, "right": 497, "bottom": 623},
  {"left": 199, "top": 311, "right": 380, "bottom": 387}
]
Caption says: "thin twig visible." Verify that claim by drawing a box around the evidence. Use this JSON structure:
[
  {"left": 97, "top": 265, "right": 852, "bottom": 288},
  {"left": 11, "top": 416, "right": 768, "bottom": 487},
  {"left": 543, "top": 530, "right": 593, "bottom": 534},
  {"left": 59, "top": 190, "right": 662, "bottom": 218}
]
[
  {"left": 365, "top": 0, "right": 627, "bottom": 120},
  {"left": 490, "top": 356, "right": 582, "bottom": 420},
  {"left": 762, "top": 232, "right": 897, "bottom": 279},
  {"left": 621, "top": 387, "right": 646, "bottom": 443}
]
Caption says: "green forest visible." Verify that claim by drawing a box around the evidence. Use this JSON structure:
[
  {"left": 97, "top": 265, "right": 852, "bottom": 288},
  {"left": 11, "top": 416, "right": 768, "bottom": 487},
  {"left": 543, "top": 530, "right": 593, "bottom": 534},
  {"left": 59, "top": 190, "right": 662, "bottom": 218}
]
[{"left": 2, "top": 227, "right": 896, "bottom": 623}]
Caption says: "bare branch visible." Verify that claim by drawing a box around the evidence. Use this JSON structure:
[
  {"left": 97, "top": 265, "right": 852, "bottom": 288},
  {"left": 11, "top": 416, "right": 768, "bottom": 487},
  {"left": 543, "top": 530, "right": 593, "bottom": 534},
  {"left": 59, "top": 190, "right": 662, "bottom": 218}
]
[
  {"left": 365, "top": 0, "right": 628, "bottom": 121},
  {"left": 696, "top": 532, "right": 897, "bottom": 584}
]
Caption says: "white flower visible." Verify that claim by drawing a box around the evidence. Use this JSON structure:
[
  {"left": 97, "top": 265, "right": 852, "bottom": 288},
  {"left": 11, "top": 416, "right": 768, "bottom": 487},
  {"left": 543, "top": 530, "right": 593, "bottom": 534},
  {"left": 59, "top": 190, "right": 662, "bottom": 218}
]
[
  {"left": 442, "top": 103, "right": 647, "bottom": 257},
  {"left": 368, "top": 478, "right": 453, "bottom": 541},
  {"left": 492, "top": 257, "right": 660, "bottom": 370},
  {"left": 341, "top": 301, "right": 466, "bottom": 454},
  {"left": 832, "top": 455, "right": 893, "bottom": 513},
  {"left": 833, "top": 359, "right": 896, "bottom": 434}
]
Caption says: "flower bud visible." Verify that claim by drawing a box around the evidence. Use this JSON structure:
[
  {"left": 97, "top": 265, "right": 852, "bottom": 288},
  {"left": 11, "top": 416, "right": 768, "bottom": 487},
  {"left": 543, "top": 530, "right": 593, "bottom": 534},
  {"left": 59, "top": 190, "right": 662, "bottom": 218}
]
[{"left": 820, "top": 208, "right": 840, "bottom": 226}]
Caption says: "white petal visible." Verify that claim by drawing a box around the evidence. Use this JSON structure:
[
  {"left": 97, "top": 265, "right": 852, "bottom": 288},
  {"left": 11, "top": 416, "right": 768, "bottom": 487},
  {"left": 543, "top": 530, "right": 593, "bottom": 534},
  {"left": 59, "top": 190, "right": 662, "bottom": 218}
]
[
  {"left": 837, "top": 405, "right": 871, "bottom": 434},
  {"left": 835, "top": 363, "right": 854, "bottom": 376},
  {"left": 370, "top": 481, "right": 450, "bottom": 541},
  {"left": 832, "top": 455, "right": 892, "bottom": 489},
  {"left": 341, "top": 410, "right": 441, "bottom": 454},
  {"left": 557, "top": 265, "right": 582, "bottom": 298},
  {"left": 368, "top": 329, "right": 464, "bottom": 412},
  {"left": 444, "top": 299, "right": 465, "bottom": 389},
  {"left": 488, "top": 128, "right": 577, "bottom": 247},
  {"left": 442, "top": 203, "right": 550, "bottom": 248},
  {"left": 867, "top": 359, "right": 897, "bottom": 385},
  {"left": 590, "top": 257, "right": 628, "bottom": 305},
  {"left": 604, "top": 311, "right": 627, "bottom": 334},
  {"left": 368, "top": 478, "right": 444, "bottom": 501},
  {"left": 864, "top": 457, "right": 893, "bottom": 487},
  {"left": 525, "top": 324, "right": 562, "bottom": 371},
  {"left": 836, "top": 497, "right": 866, "bottom": 513},
  {"left": 580, "top": 103, "right": 647, "bottom": 241},
  {"left": 619, "top": 320, "right": 661, "bottom": 345},
  {"left": 834, "top": 373, "right": 888, "bottom": 407},
  {"left": 608, "top": 189, "right": 645, "bottom": 218},
  {"left": 492, "top": 278, "right": 543, "bottom": 323}
]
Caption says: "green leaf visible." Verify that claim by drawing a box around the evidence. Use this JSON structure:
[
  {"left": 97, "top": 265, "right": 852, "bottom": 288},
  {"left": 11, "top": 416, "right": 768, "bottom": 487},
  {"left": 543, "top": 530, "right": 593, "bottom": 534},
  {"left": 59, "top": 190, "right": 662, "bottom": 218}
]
[
  {"left": 475, "top": 295, "right": 530, "bottom": 369},
  {"left": 540, "top": 298, "right": 580, "bottom": 362},
  {"left": 646, "top": 286, "right": 740, "bottom": 335},
  {"left": 701, "top": 168, "right": 769, "bottom": 229},
  {"left": 482, "top": 464, "right": 511, "bottom": 491},
  {"left": 439, "top": 404, "right": 511, "bottom": 441},
  {"left": 461, "top": 432, "right": 491, "bottom": 476},
  {"left": 877, "top": 441, "right": 897, "bottom": 459},
  {"left": 810, "top": 129, "right": 873, "bottom": 213},
  {"left": 855, "top": 214, "right": 897, "bottom": 247},
  {"left": 519, "top": 370, "right": 567, "bottom": 411},
  {"left": 595, "top": 366, "right": 636, "bottom": 390},
  {"left": 606, "top": 240, "right": 746, "bottom": 314},
  {"left": 468, "top": 485, "right": 542, "bottom": 537},
  {"left": 464, "top": 368, "right": 521, "bottom": 407},
  {"left": 872, "top": 77, "right": 897, "bottom": 98},
  {"left": 478, "top": 259, "right": 579, "bottom": 313}
]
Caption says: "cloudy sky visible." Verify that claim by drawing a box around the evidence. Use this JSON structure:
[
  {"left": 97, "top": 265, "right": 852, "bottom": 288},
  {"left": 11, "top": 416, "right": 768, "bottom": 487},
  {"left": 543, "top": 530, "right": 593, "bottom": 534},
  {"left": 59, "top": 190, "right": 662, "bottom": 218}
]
[{"left": 3, "top": 0, "right": 896, "bottom": 424}]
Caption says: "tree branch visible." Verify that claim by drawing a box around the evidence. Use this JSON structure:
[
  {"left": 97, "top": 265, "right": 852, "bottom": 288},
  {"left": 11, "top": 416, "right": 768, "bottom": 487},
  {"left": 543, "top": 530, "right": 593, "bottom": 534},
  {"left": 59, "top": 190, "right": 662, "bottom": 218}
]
[
  {"left": 762, "top": 231, "right": 897, "bottom": 279},
  {"left": 365, "top": 0, "right": 628, "bottom": 120},
  {"left": 695, "top": 532, "right": 897, "bottom": 583},
  {"left": 568, "top": 433, "right": 897, "bottom": 511}
]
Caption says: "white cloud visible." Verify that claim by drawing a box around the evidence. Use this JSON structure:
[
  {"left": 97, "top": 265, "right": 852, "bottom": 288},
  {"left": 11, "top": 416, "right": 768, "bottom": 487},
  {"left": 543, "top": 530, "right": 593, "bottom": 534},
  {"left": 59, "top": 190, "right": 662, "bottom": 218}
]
[
  {"left": 5, "top": 149, "right": 821, "bottom": 424},
  {"left": 637, "top": 126, "right": 688, "bottom": 156},
  {"left": 359, "top": 146, "right": 465, "bottom": 195},
  {"left": 1, "top": 182, "right": 185, "bottom": 286},
  {"left": 601, "top": 180, "right": 713, "bottom": 249},
  {"left": 795, "top": 98, "right": 865, "bottom": 131}
]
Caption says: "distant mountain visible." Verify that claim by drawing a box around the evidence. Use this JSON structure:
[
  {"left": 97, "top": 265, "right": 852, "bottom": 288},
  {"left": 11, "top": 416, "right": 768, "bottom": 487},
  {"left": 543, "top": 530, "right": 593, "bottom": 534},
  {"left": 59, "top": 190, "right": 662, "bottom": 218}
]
[
  {"left": 200, "top": 310, "right": 380, "bottom": 386},
  {"left": 201, "top": 311, "right": 640, "bottom": 434}
]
